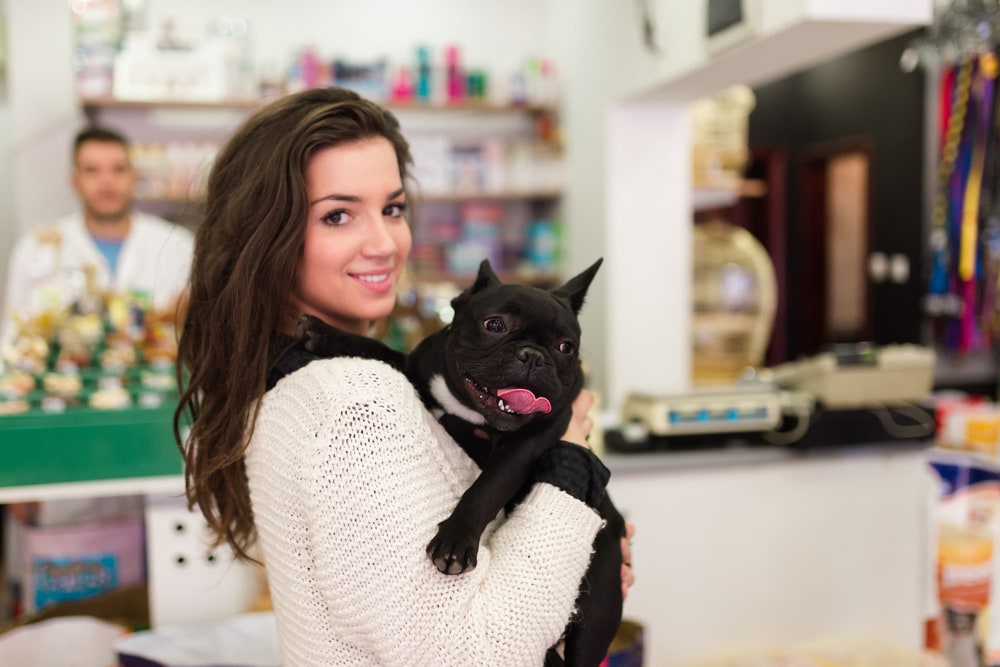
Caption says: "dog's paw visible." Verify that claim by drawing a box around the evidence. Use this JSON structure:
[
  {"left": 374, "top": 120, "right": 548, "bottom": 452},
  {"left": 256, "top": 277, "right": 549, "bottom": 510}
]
[
  {"left": 295, "top": 314, "right": 328, "bottom": 354},
  {"left": 427, "top": 520, "right": 480, "bottom": 574},
  {"left": 294, "top": 314, "right": 311, "bottom": 341}
]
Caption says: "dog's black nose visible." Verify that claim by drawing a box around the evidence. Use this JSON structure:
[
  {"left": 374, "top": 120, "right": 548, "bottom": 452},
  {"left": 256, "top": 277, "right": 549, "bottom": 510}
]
[{"left": 516, "top": 347, "right": 545, "bottom": 368}]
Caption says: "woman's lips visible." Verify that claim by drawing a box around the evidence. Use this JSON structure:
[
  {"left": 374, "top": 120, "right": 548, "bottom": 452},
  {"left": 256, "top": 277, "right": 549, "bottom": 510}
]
[{"left": 352, "top": 271, "right": 393, "bottom": 293}]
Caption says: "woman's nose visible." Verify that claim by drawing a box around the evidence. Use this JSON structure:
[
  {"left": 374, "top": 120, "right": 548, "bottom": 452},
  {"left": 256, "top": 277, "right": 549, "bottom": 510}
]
[{"left": 362, "top": 217, "right": 397, "bottom": 257}]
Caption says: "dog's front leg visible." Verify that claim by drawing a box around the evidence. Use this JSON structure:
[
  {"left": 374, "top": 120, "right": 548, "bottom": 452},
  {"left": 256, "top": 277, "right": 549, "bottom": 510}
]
[
  {"left": 427, "top": 437, "right": 542, "bottom": 574},
  {"left": 563, "top": 493, "right": 626, "bottom": 667}
]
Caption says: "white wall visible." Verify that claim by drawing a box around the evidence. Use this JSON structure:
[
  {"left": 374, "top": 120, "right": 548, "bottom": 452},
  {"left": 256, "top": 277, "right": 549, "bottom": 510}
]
[
  {"left": 0, "top": 1, "right": 14, "bottom": 306},
  {"left": 7, "top": 0, "right": 78, "bottom": 234},
  {"left": 138, "top": 0, "right": 547, "bottom": 85}
]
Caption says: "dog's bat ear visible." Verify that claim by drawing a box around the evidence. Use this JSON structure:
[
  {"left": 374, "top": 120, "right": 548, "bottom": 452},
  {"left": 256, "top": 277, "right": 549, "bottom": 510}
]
[
  {"left": 452, "top": 259, "right": 503, "bottom": 309},
  {"left": 471, "top": 258, "right": 502, "bottom": 292},
  {"left": 553, "top": 257, "right": 603, "bottom": 314}
]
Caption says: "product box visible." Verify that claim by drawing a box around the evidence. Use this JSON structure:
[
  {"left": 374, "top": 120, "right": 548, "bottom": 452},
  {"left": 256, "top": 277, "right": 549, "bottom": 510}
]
[
  {"left": 21, "top": 516, "right": 145, "bottom": 614},
  {"left": 928, "top": 450, "right": 1000, "bottom": 666}
]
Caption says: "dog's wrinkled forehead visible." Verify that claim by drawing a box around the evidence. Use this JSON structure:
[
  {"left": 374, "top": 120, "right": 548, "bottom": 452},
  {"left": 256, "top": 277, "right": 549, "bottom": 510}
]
[{"left": 463, "top": 285, "right": 581, "bottom": 336}]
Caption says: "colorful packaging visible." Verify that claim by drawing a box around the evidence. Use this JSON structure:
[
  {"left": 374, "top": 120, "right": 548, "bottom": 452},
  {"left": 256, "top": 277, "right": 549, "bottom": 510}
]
[
  {"left": 928, "top": 452, "right": 1000, "bottom": 666},
  {"left": 21, "top": 516, "right": 145, "bottom": 613}
]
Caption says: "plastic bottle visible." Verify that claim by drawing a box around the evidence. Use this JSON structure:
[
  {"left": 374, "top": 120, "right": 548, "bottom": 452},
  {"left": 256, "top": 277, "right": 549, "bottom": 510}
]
[{"left": 416, "top": 45, "right": 432, "bottom": 102}]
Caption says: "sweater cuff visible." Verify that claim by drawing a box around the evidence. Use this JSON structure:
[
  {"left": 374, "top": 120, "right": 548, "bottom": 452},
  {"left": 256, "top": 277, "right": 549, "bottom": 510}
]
[{"left": 531, "top": 442, "right": 610, "bottom": 509}]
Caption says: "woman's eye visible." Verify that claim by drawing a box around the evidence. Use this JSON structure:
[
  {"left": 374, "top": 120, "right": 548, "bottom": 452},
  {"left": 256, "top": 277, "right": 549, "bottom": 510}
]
[
  {"left": 320, "top": 210, "right": 350, "bottom": 226},
  {"left": 384, "top": 202, "right": 407, "bottom": 218},
  {"left": 483, "top": 317, "right": 506, "bottom": 333},
  {"left": 557, "top": 341, "right": 575, "bottom": 354}
]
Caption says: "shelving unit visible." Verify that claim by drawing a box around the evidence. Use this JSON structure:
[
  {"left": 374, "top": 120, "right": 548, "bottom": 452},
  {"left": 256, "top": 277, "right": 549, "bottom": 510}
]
[
  {"left": 416, "top": 188, "right": 562, "bottom": 202},
  {"left": 80, "top": 96, "right": 558, "bottom": 115}
]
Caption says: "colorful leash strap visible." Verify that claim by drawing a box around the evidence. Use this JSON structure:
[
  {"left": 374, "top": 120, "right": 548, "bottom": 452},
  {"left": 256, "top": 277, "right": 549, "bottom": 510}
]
[
  {"left": 928, "top": 59, "right": 972, "bottom": 306},
  {"left": 928, "top": 52, "right": 1000, "bottom": 354}
]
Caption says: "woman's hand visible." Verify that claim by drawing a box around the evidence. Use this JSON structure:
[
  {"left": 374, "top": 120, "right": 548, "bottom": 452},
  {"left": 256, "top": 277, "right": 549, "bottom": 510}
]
[
  {"left": 558, "top": 389, "right": 634, "bottom": 600},
  {"left": 561, "top": 389, "right": 595, "bottom": 448},
  {"left": 621, "top": 521, "right": 636, "bottom": 600}
]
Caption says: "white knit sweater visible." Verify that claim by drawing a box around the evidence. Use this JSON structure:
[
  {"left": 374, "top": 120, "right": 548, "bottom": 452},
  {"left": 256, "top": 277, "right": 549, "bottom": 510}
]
[{"left": 245, "top": 357, "right": 604, "bottom": 666}]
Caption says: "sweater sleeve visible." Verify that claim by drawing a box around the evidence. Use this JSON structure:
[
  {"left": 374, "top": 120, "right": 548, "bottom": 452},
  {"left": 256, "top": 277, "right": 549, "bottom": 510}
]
[{"left": 261, "top": 358, "right": 603, "bottom": 666}]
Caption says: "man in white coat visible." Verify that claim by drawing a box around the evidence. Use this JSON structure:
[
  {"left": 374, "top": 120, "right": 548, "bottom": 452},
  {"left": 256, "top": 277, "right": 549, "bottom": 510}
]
[
  {"left": 1, "top": 125, "right": 194, "bottom": 351},
  {"left": 1, "top": 126, "right": 195, "bottom": 608}
]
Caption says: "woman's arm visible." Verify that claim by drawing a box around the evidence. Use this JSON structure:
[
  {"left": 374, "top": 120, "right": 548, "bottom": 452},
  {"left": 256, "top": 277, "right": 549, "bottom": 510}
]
[{"left": 298, "top": 359, "right": 604, "bottom": 665}]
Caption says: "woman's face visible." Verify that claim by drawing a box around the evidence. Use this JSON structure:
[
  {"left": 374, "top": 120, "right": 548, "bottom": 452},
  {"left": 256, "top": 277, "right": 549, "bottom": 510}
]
[{"left": 292, "top": 137, "right": 411, "bottom": 335}]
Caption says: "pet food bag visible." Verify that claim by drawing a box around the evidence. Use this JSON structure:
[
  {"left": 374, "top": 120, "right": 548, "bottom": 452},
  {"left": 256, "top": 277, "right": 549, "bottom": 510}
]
[{"left": 20, "top": 515, "right": 145, "bottom": 614}]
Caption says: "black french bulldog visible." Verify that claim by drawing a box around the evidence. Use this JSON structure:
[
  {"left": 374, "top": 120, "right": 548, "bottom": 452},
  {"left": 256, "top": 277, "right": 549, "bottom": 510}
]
[{"left": 294, "top": 258, "right": 625, "bottom": 667}]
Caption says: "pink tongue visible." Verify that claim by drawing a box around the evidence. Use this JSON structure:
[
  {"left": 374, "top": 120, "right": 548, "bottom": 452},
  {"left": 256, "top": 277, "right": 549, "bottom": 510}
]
[{"left": 497, "top": 388, "right": 552, "bottom": 415}]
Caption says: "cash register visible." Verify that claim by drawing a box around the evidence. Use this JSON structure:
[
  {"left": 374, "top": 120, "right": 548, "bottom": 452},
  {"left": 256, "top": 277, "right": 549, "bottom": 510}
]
[{"left": 615, "top": 343, "right": 937, "bottom": 450}]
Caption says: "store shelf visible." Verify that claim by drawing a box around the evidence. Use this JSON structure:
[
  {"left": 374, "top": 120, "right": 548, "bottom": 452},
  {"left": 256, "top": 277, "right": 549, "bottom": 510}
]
[
  {"left": 417, "top": 188, "right": 562, "bottom": 202},
  {"left": 413, "top": 267, "right": 561, "bottom": 287},
  {"left": 137, "top": 189, "right": 562, "bottom": 207},
  {"left": 79, "top": 96, "right": 263, "bottom": 112},
  {"left": 79, "top": 95, "right": 557, "bottom": 115}
]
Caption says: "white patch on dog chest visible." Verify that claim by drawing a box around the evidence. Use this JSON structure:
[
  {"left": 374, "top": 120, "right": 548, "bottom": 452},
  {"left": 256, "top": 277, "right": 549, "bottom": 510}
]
[{"left": 429, "top": 374, "right": 485, "bottom": 425}]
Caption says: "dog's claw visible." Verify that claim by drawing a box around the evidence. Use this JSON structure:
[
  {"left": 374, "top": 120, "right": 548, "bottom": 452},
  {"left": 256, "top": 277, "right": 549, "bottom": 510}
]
[
  {"left": 433, "top": 555, "right": 468, "bottom": 575},
  {"left": 427, "top": 541, "right": 477, "bottom": 574},
  {"left": 427, "top": 523, "right": 479, "bottom": 574}
]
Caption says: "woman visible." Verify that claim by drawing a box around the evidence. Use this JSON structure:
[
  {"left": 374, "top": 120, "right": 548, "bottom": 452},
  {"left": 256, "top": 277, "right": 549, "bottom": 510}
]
[{"left": 175, "top": 87, "right": 631, "bottom": 666}]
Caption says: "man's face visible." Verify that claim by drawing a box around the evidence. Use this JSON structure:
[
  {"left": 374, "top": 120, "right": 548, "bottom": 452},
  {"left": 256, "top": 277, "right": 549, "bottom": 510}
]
[{"left": 71, "top": 140, "right": 136, "bottom": 223}]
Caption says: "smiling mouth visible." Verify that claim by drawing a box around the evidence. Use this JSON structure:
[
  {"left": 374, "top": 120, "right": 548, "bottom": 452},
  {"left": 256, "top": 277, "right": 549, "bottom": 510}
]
[
  {"left": 464, "top": 374, "right": 517, "bottom": 414},
  {"left": 353, "top": 272, "right": 390, "bottom": 283},
  {"left": 463, "top": 374, "right": 552, "bottom": 416}
]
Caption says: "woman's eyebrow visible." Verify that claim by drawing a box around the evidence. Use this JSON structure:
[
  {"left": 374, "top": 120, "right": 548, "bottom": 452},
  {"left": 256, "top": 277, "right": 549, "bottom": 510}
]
[
  {"left": 309, "top": 193, "right": 360, "bottom": 206},
  {"left": 309, "top": 188, "right": 405, "bottom": 206}
]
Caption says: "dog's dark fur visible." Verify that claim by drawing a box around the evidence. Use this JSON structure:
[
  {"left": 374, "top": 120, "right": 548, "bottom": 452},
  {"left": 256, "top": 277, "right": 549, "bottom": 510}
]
[{"left": 295, "top": 258, "right": 624, "bottom": 667}]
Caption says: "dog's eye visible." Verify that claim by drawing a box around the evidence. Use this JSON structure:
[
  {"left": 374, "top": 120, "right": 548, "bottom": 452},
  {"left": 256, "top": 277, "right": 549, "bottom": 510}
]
[
  {"left": 557, "top": 341, "right": 575, "bottom": 354},
  {"left": 483, "top": 317, "right": 506, "bottom": 333}
]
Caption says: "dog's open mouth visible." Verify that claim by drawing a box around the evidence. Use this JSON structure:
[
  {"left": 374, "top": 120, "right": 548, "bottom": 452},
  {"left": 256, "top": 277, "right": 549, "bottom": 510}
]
[{"left": 464, "top": 374, "right": 552, "bottom": 416}]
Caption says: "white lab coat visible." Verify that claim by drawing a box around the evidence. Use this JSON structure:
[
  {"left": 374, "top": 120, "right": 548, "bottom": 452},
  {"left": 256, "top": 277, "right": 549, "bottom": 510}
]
[{"left": 1, "top": 211, "right": 195, "bottom": 348}]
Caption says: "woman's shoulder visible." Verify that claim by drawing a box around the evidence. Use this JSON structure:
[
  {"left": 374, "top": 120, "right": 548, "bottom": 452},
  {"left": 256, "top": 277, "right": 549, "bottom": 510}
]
[{"left": 270, "top": 355, "right": 416, "bottom": 406}]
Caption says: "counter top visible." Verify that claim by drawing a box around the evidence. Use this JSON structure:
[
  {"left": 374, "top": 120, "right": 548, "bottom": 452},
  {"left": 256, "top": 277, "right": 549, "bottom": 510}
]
[
  {"left": 0, "top": 402, "right": 183, "bottom": 503},
  {"left": 602, "top": 438, "right": 933, "bottom": 475},
  {"left": 0, "top": 400, "right": 934, "bottom": 503}
]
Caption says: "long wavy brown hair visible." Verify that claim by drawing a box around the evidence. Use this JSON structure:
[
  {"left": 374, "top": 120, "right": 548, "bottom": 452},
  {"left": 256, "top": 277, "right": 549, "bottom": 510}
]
[{"left": 174, "top": 87, "right": 413, "bottom": 561}]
